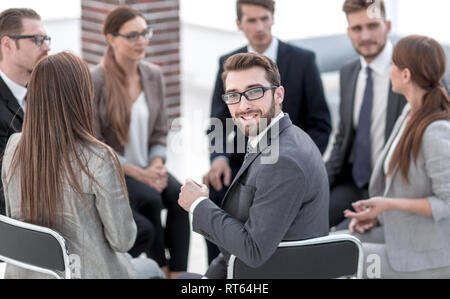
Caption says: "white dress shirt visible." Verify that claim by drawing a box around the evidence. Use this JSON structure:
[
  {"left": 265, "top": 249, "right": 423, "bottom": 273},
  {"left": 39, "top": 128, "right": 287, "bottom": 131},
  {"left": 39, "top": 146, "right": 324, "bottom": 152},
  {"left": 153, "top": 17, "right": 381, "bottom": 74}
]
[
  {"left": 0, "top": 68, "right": 27, "bottom": 111},
  {"left": 248, "top": 37, "right": 279, "bottom": 63},
  {"left": 123, "top": 92, "right": 149, "bottom": 168},
  {"left": 353, "top": 41, "right": 393, "bottom": 168}
]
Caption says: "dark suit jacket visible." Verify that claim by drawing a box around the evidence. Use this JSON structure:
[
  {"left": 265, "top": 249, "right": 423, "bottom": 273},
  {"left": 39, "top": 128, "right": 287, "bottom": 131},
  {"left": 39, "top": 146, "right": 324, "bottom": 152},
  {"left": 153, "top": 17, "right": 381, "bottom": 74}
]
[
  {"left": 0, "top": 76, "right": 24, "bottom": 215},
  {"left": 209, "top": 40, "right": 332, "bottom": 169},
  {"left": 325, "top": 58, "right": 407, "bottom": 187},
  {"left": 195, "top": 115, "right": 330, "bottom": 278}
]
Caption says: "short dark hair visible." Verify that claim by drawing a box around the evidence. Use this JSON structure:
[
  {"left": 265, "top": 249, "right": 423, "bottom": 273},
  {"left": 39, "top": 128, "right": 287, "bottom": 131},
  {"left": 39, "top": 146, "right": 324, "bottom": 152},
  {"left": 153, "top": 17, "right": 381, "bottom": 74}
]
[
  {"left": 222, "top": 52, "right": 281, "bottom": 90},
  {"left": 0, "top": 8, "right": 41, "bottom": 60},
  {"left": 237, "top": 0, "right": 275, "bottom": 21},
  {"left": 342, "top": 0, "right": 386, "bottom": 19}
]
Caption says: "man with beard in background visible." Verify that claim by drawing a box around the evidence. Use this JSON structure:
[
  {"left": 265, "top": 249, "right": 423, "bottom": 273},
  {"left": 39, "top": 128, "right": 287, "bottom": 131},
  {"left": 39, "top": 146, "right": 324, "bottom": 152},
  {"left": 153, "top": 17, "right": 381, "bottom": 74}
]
[{"left": 326, "top": 0, "right": 406, "bottom": 230}]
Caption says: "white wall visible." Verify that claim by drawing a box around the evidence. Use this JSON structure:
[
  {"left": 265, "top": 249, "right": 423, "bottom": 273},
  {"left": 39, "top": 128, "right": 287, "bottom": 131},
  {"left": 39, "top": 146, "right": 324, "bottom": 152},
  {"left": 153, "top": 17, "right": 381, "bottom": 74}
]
[
  {"left": 180, "top": 0, "right": 404, "bottom": 40},
  {"left": 0, "top": 0, "right": 82, "bottom": 56},
  {"left": 0, "top": 0, "right": 80, "bottom": 21},
  {"left": 396, "top": 0, "right": 450, "bottom": 44},
  {"left": 181, "top": 0, "right": 450, "bottom": 44}
]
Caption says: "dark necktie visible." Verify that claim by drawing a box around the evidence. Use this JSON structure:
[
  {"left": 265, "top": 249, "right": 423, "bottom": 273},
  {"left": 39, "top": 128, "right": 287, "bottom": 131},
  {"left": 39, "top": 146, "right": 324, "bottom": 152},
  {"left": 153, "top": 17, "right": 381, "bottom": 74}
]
[
  {"left": 244, "top": 142, "right": 253, "bottom": 162},
  {"left": 352, "top": 67, "right": 373, "bottom": 189}
]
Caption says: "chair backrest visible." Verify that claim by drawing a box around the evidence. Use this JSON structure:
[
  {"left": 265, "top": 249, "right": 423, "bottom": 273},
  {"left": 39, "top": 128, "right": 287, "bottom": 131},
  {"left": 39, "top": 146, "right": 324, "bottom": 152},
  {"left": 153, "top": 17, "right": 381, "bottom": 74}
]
[
  {"left": 227, "top": 234, "right": 363, "bottom": 279},
  {"left": 0, "top": 215, "right": 71, "bottom": 279}
]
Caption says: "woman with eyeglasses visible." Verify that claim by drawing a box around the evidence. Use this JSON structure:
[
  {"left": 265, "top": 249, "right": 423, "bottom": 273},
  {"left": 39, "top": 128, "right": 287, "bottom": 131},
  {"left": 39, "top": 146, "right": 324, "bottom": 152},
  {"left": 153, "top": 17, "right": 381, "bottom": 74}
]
[
  {"left": 92, "top": 6, "right": 190, "bottom": 279},
  {"left": 1, "top": 52, "right": 163, "bottom": 279}
]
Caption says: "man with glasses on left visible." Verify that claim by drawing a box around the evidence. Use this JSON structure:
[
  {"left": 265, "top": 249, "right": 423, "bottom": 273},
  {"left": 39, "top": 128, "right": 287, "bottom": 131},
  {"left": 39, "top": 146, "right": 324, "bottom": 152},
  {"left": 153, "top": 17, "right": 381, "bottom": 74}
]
[{"left": 0, "top": 8, "right": 50, "bottom": 215}]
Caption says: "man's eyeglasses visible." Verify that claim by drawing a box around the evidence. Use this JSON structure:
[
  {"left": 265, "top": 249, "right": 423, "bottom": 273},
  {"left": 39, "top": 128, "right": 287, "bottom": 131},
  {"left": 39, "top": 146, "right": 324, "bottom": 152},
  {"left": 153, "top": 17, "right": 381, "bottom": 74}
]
[
  {"left": 222, "top": 86, "right": 278, "bottom": 105},
  {"left": 113, "top": 27, "right": 153, "bottom": 43},
  {"left": 8, "top": 34, "right": 51, "bottom": 47}
]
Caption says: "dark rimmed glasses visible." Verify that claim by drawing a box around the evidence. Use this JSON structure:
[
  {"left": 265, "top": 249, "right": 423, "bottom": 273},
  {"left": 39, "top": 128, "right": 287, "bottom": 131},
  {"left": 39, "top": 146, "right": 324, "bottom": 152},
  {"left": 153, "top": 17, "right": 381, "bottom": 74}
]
[
  {"left": 8, "top": 34, "right": 51, "bottom": 47},
  {"left": 222, "top": 86, "right": 278, "bottom": 105},
  {"left": 113, "top": 26, "right": 153, "bottom": 43}
]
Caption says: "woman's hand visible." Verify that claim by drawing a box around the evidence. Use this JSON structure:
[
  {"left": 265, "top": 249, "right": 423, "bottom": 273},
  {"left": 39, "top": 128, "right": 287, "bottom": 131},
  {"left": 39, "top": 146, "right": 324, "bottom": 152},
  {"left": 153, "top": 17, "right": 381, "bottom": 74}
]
[
  {"left": 345, "top": 197, "right": 391, "bottom": 221},
  {"left": 345, "top": 197, "right": 391, "bottom": 233},
  {"left": 348, "top": 217, "right": 378, "bottom": 234},
  {"left": 141, "top": 158, "right": 168, "bottom": 193}
]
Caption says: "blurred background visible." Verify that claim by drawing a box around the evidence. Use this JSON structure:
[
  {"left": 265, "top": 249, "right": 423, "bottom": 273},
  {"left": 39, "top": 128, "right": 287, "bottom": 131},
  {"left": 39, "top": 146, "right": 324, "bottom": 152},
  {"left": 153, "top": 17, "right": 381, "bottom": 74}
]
[{"left": 1, "top": 0, "right": 449, "bottom": 276}]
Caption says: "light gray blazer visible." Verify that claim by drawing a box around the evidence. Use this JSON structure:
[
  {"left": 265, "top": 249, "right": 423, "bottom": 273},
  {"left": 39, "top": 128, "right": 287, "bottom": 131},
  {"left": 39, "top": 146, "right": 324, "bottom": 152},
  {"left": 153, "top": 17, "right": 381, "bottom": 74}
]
[
  {"left": 1, "top": 133, "right": 139, "bottom": 279},
  {"left": 370, "top": 105, "right": 450, "bottom": 272},
  {"left": 193, "top": 115, "right": 330, "bottom": 278}
]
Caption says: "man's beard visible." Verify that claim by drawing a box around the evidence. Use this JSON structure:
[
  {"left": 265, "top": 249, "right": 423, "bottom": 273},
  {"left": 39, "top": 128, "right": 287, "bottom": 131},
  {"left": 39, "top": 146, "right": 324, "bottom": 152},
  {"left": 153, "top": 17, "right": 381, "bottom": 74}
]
[
  {"left": 234, "top": 98, "right": 276, "bottom": 137},
  {"left": 355, "top": 40, "right": 386, "bottom": 61}
]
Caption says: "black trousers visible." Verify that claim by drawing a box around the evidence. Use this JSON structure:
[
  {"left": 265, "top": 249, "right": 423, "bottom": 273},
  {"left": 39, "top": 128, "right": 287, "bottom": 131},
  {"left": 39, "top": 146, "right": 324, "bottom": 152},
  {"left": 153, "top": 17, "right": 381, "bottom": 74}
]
[
  {"left": 329, "top": 165, "right": 369, "bottom": 229},
  {"left": 0, "top": 192, "right": 5, "bottom": 216},
  {"left": 205, "top": 157, "right": 242, "bottom": 265},
  {"left": 126, "top": 173, "right": 190, "bottom": 271},
  {"left": 128, "top": 209, "right": 155, "bottom": 258}
]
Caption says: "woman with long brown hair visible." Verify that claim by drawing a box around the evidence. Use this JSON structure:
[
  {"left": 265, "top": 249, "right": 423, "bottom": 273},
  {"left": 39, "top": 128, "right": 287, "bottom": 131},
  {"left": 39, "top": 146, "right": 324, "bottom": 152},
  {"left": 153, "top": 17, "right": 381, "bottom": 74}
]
[
  {"left": 91, "top": 6, "right": 189, "bottom": 278},
  {"left": 344, "top": 35, "right": 450, "bottom": 278},
  {"left": 1, "top": 52, "right": 163, "bottom": 279}
]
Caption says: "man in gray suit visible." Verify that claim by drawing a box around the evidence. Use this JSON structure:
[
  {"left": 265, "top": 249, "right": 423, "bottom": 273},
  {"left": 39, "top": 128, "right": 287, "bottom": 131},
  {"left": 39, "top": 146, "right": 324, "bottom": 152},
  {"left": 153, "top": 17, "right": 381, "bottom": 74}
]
[
  {"left": 178, "top": 53, "right": 329, "bottom": 279},
  {"left": 326, "top": 0, "right": 406, "bottom": 229}
]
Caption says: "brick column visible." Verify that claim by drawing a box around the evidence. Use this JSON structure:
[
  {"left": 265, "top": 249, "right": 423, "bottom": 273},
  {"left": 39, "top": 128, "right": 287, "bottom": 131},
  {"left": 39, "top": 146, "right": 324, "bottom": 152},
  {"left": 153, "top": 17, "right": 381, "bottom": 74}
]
[{"left": 81, "top": 0, "right": 181, "bottom": 121}]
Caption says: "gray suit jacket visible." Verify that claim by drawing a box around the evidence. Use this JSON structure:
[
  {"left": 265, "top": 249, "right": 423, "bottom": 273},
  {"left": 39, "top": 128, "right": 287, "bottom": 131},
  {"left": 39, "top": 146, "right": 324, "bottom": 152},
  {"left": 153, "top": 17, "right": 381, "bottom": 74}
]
[
  {"left": 370, "top": 105, "right": 450, "bottom": 272},
  {"left": 1, "top": 134, "right": 139, "bottom": 279},
  {"left": 193, "top": 115, "right": 330, "bottom": 278},
  {"left": 326, "top": 58, "right": 407, "bottom": 186}
]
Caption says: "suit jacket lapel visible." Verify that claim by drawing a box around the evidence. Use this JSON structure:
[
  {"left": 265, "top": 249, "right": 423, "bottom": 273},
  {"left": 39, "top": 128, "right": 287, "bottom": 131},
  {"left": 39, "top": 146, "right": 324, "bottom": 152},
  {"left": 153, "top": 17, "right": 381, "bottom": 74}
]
[
  {"left": 221, "top": 115, "right": 292, "bottom": 207},
  {"left": 369, "top": 105, "right": 410, "bottom": 197},
  {"left": 0, "top": 77, "right": 24, "bottom": 122},
  {"left": 348, "top": 61, "right": 361, "bottom": 131},
  {"left": 276, "top": 41, "right": 290, "bottom": 85},
  {"left": 385, "top": 85, "right": 405, "bottom": 143}
]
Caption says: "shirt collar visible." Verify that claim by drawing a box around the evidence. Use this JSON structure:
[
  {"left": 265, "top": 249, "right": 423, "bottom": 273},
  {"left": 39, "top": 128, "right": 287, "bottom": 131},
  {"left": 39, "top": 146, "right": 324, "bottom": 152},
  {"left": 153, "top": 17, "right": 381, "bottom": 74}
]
[
  {"left": 248, "top": 111, "right": 285, "bottom": 149},
  {"left": 0, "top": 68, "right": 27, "bottom": 108},
  {"left": 360, "top": 40, "right": 393, "bottom": 75},
  {"left": 248, "top": 37, "right": 279, "bottom": 63}
]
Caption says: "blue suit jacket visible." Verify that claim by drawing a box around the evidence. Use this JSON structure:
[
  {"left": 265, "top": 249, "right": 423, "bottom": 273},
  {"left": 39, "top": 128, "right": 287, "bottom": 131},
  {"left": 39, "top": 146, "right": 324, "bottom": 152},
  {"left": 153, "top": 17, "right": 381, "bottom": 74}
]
[{"left": 209, "top": 40, "right": 332, "bottom": 169}]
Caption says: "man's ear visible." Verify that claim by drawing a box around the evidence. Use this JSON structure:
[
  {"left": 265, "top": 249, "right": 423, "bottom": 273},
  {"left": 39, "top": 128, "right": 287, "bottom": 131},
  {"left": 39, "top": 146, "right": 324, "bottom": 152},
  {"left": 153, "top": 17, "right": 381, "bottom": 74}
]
[
  {"left": 385, "top": 20, "right": 392, "bottom": 35},
  {"left": 236, "top": 18, "right": 242, "bottom": 31},
  {"left": 275, "top": 86, "right": 284, "bottom": 105},
  {"left": 1, "top": 36, "right": 13, "bottom": 54}
]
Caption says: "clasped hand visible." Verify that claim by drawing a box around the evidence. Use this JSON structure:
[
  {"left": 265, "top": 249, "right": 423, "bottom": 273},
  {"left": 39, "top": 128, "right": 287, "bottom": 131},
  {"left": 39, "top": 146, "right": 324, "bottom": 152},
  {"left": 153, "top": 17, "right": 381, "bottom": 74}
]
[
  {"left": 141, "top": 159, "right": 168, "bottom": 193},
  {"left": 344, "top": 197, "right": 390, "bottom": 234},
  {"left": 178, "top": 179, "right": 209, "bottom": 212}
]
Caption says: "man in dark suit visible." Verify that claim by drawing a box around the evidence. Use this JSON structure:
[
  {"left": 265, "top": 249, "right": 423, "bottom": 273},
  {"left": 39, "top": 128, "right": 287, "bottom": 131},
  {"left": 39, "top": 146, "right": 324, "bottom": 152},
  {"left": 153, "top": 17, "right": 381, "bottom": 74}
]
[
  {"left": 203, "top": 0, "right": 331, "bottom": 264},
  {"left": 179, "top": 53, "right": 329, "bottom": 279},
  {"left": 0, "top": 8, "right": 50, "bottom": 214},
  {"left": 326, "top": 0, "right": 406, "bottom": 229}
]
